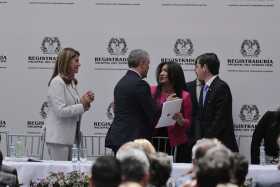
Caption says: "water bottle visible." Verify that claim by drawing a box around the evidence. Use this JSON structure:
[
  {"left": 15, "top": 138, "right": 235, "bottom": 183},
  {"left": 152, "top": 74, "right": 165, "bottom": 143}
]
[
  {"left": 72, "top": 144, "right": 80, "bottom": 171},
  {"left": 9, "top": 145, "right": 16, "bottom": 158},
  {"left": 15, "top": 137, "right": 24, "bottom": 158},
  {"left": 72, "top": 144, "right": 78, "bottom": 163},
  {"left": 260, "top": 139, "right": 266, "bottom": 165}
]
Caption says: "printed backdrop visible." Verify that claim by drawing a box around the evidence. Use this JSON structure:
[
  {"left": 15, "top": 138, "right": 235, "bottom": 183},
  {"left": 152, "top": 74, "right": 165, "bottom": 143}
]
[{"left": 0, "top": 0, "right": 279, "bottom": 161}]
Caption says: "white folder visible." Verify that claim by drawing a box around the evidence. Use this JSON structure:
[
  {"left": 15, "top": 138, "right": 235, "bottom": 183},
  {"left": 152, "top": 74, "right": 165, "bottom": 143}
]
[{"left": 155, "top": 99, "right": 182, "bottom": 128}]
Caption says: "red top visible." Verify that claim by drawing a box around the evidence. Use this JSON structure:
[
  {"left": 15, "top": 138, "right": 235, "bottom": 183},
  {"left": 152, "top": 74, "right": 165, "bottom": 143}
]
[{"left": 150, "top": 85, "right": 192, "bottom": 147}]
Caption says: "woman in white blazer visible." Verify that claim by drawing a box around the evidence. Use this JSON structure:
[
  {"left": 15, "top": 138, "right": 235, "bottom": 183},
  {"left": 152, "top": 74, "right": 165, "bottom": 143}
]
[{"left": 46, "top": 48, "right": 94, "bottom": 161}]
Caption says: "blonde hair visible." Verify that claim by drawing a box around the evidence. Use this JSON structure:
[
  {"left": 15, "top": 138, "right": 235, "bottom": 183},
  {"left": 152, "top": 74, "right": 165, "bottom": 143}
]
[
  {"left": 117, "top": 141, "right": 140, "bottom": 152},
  {"left": 48, "top": 47, "right": 80, "bottom": 86},
  {"left": 133, "top": 139, "right": 156, "bottom": 156}
]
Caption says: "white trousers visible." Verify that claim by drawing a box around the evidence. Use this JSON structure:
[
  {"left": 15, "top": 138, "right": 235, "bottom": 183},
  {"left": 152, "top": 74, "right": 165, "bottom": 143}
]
[{"left": 46, "top": 143, "right": 72, "bottom": 161}]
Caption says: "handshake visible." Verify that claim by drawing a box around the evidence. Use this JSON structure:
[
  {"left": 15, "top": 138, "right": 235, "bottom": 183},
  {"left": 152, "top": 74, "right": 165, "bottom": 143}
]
[{"left": 80, "top": 91, "right": 95, "bottom": 111}]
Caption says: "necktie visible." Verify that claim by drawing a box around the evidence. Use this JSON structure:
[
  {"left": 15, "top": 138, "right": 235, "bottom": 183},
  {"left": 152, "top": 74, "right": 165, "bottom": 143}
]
[
  {"left": 202, "top": 85, "right": 209, "bottom": 106},
  {"left": 196, "top": 83, "right": 203, "bottom": 103},
  {"left": 199, "top": 86, "right": 204, "bottom": 108}
]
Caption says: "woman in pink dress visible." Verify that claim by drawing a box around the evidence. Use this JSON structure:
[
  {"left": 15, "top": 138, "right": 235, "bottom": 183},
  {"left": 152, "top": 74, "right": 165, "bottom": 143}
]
[{"left": 151, "top": 61, "right": 192, "bottom": 162}]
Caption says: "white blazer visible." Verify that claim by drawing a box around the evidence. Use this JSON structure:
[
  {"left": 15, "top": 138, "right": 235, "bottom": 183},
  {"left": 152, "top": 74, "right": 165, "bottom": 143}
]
[{"left": 45, "top": 75, "right": 84, "bottom": 145}]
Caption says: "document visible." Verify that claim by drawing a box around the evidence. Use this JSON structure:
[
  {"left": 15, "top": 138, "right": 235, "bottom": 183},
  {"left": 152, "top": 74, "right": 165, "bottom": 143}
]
[{"left": 155, "top": 99, "right": 182, "bottom": 128}]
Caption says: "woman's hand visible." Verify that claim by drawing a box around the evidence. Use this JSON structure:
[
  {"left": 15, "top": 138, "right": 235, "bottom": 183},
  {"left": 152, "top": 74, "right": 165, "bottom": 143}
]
[
  {"left": 80, "top": 92, "right": 93, "bottom": 111},
  {"left": 86, "top": 91, "right": 95, "bottom": 102},
  {"left": 173, "top": 112, "right": 185, "bottom": 126}
]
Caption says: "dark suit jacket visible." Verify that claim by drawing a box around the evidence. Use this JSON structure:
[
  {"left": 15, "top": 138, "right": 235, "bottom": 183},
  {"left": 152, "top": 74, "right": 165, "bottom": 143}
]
[
  {"left": 185, "top": 80, "right": 199, "bottom": 119},
  {"left": 0, "top": 171, "right": 17, "bottom": 187},
  {"left": 251, "top": 111, "right": 280, "bottom": 164},
  {"left": 185, "top": 80, "right": 201, "bottom": 145},
  {"left": 198, "top": 76, "right": 238, "bottom": 152},
  {"left": 0, "top": 165, "right": 19, "bottom": 187},
  {"left": 105, "top": 70, "right": 157, "bottom": 151}
]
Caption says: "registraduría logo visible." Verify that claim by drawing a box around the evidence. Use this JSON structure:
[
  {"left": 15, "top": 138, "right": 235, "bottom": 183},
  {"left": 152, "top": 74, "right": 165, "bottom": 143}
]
[
  {"left": 94, "top": 37, "right": 129, "bottom": 70},
  {"left": 161, "top": 38, "right": 196, "bottom": 71},
  {"left": 240, "top": 40, "right": 261, "bottom": 58},
  {"left": 107, "top": 38, "right": 128, "bottom": 56},
  {"left": 41, "top": 37, "right": 61, "bottom": 55},
  {"left": 90, "top": 102, "right": 114, "bottom": 132},
  {"left": 28, "top": 37, "right": 61, "bottom": 69},
  {"left": 174, "top": 38, "right": 194, "bottom": 56},
  {"left": 239, "top": 104, "right": 260, "bottom": 122},
  {"left": 235, "top": 104, "right": 261, "bottom": 133},
  {"left": 227, "top": 39, "right": 274, "bottom": 73},
  {"left": 0, "top": 54, "right": 7, "bottom": 68},
  {"left": 26, "top": 102, "right": 48, "bottom": 129},
  {"left": 0, "top": 55, "right": 7, "bottom": 63},
  {"left": 0, "top": 120, "right": 7, "bottom": 128}
]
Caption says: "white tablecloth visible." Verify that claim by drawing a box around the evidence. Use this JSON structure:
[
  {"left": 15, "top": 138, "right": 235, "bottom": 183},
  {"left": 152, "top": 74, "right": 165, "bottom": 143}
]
[
  {"left": 3, "top": 161, "right": 280, "bottom": 187},
  {"left": 3, "top": 160, "right": 92, "bottom": 186}
]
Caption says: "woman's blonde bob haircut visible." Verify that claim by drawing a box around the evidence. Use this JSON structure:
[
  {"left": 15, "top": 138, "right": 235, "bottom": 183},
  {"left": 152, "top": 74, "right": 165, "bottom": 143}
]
[{"left": 48, "top": 47, "right": 80, "bottom": 86}]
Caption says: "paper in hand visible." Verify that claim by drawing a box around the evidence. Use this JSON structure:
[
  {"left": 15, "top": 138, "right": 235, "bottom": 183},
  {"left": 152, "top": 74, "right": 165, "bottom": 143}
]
[{"left": 155, "top": 99, "right": 182, "bottom": 128}]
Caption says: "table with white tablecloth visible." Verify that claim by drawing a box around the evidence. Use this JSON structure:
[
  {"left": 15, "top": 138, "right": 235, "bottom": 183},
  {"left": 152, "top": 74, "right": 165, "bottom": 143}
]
[
  {"left": 3, "top": 160, "right": 92, "bottom": 186},
  {"left": 3, "top": 161, "right": 280, "bottom": 187}
]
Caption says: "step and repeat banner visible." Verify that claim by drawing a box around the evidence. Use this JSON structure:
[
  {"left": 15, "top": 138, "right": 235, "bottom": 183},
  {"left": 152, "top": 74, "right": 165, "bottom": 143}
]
[{"left": 0, "top": 0, "right": 279, "bottom": 161}]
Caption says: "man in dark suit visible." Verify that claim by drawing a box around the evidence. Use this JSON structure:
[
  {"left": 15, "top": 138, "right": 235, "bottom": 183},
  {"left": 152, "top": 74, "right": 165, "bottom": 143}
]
[
  {"left": 0, "top": 150, "right": 19, "bottom": 187},
  {"left": 105, "top": 49, "right": 157, "bottom": 153},
  {"left": 195, "top": 53, "right": 238, "bottom": 152},
  {"left": 251, "top": 110, "right": 280, "bottom": 164},
  {"left": 185, "top": 79, "right": 203, "bottom": 145},
  {"left": 184, "top": 78, "right": 204, "bottom": 162}
]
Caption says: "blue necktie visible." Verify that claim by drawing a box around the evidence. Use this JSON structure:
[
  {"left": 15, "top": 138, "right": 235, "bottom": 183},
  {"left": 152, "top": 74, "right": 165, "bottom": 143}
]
[{"left": 202, "top": 85, "right": 209, "bottom": 106}]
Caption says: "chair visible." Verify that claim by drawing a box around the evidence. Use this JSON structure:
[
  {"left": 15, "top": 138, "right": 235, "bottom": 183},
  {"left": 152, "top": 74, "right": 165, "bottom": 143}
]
[
  {"left": 0, "top": 131, "right": 8, "bottom": 154},
  {"left": 6, "top": 132, "right": 45, "bottom": 160},
  {"left": 151, "top": 136, "right": 177, "bottom": 162},
  {"left": 81, "top": 134, "right": 112, "bottom": 160}
]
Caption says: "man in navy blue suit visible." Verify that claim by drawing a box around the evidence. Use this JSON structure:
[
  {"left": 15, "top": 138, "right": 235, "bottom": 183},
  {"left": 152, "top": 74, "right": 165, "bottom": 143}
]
[
  {"left": 195, "top": 53, "right": 238, "bottom": 152},
  {"left": 105, "top": 49, "right": 157, "bottom": 153},
  {"left": 184, "top": 78, "right": 204, "bottom": 161},
  {"left": 0, "top": 150, "right": 19, "bottom": 187},
  {"left": 185, "top": 78, "right": 204, "bottom": 143}
]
